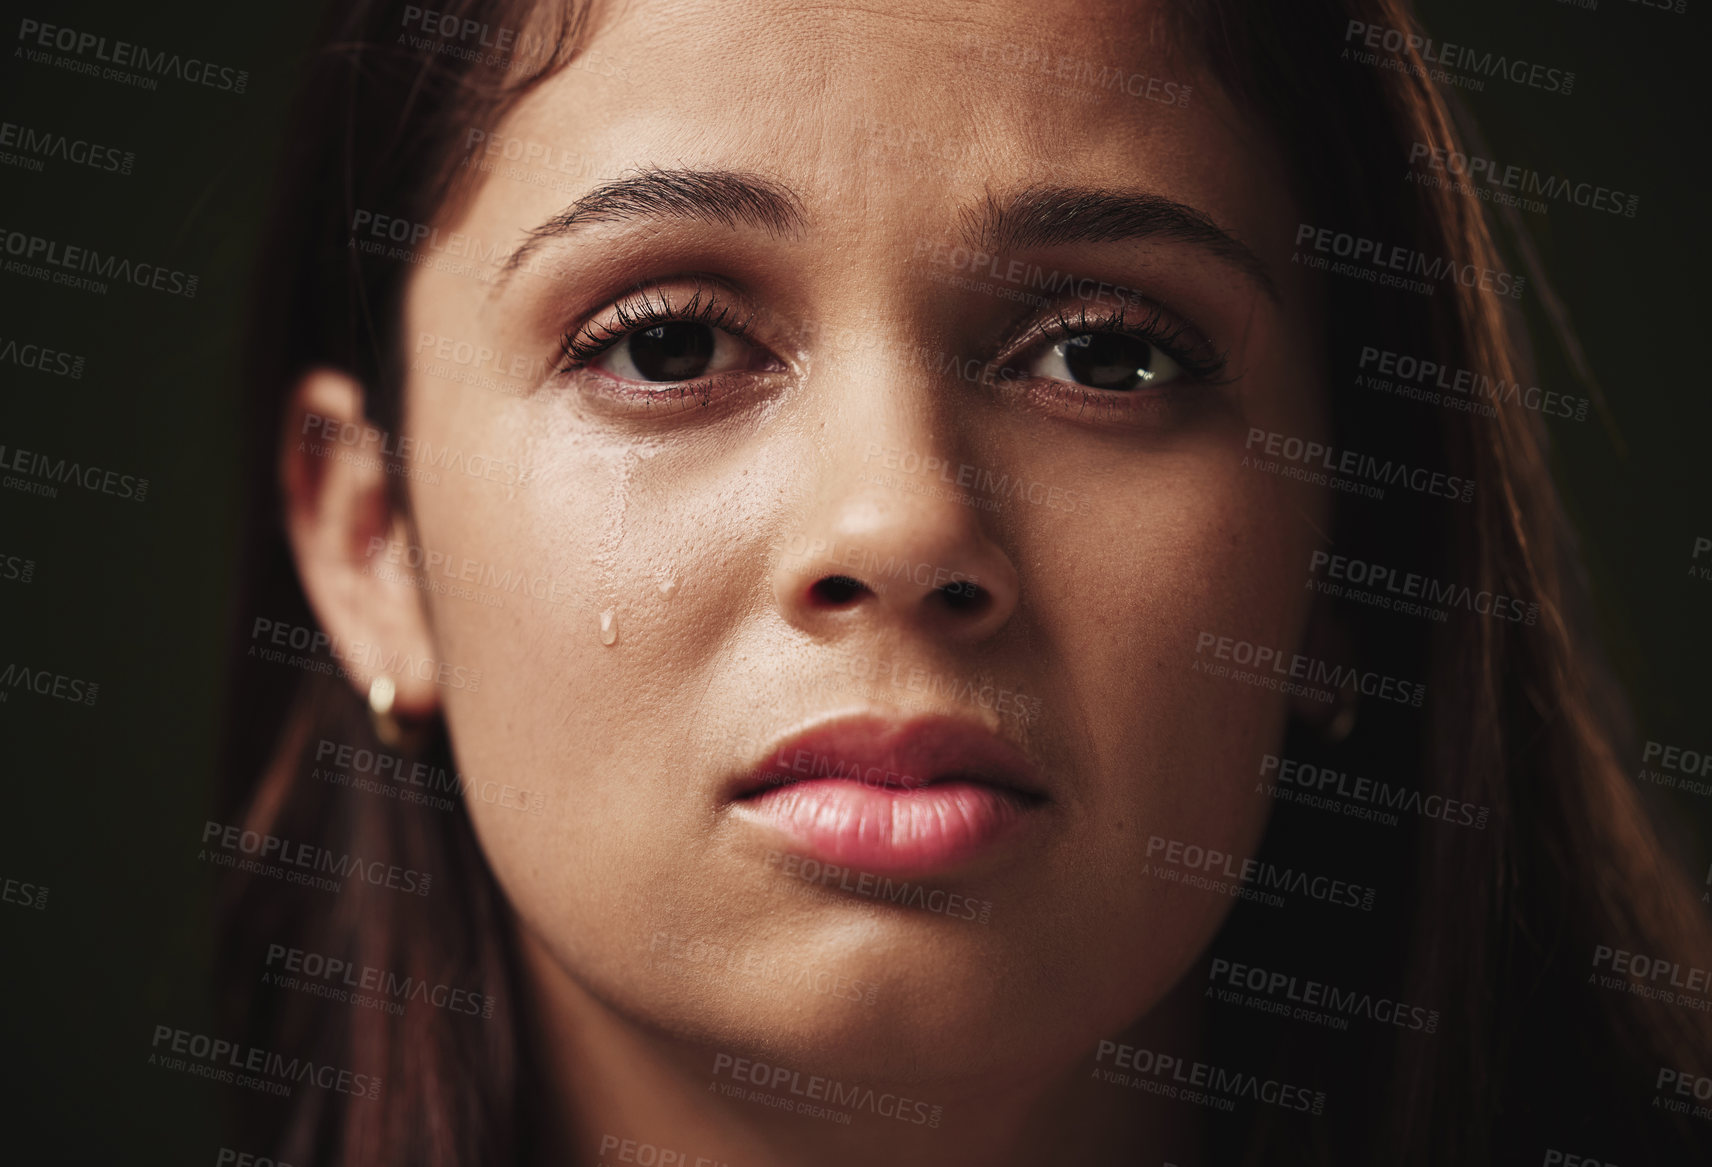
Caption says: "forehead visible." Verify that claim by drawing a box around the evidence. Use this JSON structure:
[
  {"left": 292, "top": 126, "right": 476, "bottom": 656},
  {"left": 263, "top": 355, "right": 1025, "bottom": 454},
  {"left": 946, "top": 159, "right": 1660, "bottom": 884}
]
[{"left": 475, "top": 0, "right": 1276, "bottom": 233}]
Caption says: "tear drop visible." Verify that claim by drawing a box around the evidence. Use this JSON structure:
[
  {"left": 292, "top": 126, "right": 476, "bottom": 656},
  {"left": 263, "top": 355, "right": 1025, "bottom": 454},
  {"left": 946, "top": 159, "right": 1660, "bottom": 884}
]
[{"left": 599, "top": 607, "right": 619, "bottom": 646}]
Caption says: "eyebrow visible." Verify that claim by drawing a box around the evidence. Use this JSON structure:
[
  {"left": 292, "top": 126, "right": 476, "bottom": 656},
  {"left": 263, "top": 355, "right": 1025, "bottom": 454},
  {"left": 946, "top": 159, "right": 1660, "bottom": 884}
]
[
  {"left": 498, "top": 167, "right": 805, "bottom": 282},
  {"left": 962, "top": 186, "right": 1279, "bottom": 302},
  {"left": 497, "top": 168, "right": 1278, "bottom": 301}
]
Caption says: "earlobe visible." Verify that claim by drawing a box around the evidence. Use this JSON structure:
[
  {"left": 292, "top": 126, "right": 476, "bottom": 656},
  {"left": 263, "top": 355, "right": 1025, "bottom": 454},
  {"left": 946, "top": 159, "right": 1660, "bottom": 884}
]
[
  {"left": 1289, "top": 587, "right": 1357, "bottom": 741},
  {"left": 280, "top": 368, "right": 442, "bottom": 719}
]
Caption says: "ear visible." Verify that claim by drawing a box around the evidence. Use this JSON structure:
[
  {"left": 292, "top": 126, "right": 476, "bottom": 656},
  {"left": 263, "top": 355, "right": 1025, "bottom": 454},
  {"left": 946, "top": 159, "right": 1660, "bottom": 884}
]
[{"left": 280, "top": 369, "right": 441, "bottom": 719}]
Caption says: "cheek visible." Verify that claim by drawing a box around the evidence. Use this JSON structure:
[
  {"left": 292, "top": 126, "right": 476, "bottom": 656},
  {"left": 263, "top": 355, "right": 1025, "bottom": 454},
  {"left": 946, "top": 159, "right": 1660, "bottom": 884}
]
[
  {"left": 1016, "top": 451, "right": 1322, "bottom": 1011},
  {"left": 405, "top": 427, "right": 777, "bottom": 971}
]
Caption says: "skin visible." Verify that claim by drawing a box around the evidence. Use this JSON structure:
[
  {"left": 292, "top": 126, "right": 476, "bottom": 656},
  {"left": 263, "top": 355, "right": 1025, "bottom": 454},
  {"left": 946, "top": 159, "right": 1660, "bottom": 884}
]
[{"left": 284, "top": 0, "right": 1334, "bottom": 1162}]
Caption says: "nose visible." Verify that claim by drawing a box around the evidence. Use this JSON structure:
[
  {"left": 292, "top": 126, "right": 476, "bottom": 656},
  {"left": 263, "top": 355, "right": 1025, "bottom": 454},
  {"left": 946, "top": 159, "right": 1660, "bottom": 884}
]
[{"left": 772, "top": 444, "right": 1020, "bottom": 644}]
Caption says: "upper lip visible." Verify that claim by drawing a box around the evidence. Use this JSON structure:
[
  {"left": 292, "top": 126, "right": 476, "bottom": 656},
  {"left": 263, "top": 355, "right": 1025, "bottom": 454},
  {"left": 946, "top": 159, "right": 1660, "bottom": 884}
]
[{"left": 726, "top": 712, "right": 1049, "bottom": 803}]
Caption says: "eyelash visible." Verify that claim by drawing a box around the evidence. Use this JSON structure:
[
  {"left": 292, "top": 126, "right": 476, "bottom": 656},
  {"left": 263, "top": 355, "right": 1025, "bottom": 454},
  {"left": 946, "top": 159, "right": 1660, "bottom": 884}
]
[
  {"left": 553, "top": 283, "right": 1229, "bottom": 404},
  {"left": 1012, "top": 300, "right": 1228, "bottom": 383},
  {"left": 556, "top": 282, "right": 758, "bottom": 372}
]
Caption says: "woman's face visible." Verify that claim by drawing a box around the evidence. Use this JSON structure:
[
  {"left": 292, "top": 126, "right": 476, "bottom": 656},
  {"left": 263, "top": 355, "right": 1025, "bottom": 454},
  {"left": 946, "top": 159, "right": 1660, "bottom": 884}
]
[{"left": 327, "top": 0, "right": 1329, "bottom": 1091}]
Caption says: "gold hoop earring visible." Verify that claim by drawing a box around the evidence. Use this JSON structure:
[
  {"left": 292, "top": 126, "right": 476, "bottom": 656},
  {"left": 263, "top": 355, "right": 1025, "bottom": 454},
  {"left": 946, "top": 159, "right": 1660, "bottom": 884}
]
[
  {"left": 368, "top": 675, "right": 402, "bottom": 748},
  {"left": 1323, "top": 696, "right": 1357, "bottom": 745}
]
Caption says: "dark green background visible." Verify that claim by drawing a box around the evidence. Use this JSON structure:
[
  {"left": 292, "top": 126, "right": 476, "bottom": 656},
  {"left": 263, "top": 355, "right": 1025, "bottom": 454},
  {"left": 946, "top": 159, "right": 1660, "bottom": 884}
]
[{"left": 1, "top": 1, "right": 1706, "bottom": 1161}]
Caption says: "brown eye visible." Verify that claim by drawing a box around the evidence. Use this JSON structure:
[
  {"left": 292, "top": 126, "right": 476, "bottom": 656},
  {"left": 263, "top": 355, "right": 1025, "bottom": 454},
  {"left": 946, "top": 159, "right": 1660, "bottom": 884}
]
[
  {"left": 589, "top": 320, "right": 765, "bottom": 384},
  {"left": 1030, "top": 333, "right": 1185, "bottom": 391},
  {"left": 615, "top": 323, "right": 715, "bottom": 381}
]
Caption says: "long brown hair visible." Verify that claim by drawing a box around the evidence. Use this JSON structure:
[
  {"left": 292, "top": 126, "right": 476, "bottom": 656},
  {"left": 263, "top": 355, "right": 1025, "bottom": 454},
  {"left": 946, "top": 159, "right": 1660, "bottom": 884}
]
[{"left": 217, "top": 1, "right": 1712, "bottom": 1163}]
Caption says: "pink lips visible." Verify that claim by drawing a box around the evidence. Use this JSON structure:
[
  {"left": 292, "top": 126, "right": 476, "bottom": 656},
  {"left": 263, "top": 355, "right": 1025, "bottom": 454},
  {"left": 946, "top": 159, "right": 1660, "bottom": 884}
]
[{"left": 728, "top": 714, "right": 1047, "bottom": 876}]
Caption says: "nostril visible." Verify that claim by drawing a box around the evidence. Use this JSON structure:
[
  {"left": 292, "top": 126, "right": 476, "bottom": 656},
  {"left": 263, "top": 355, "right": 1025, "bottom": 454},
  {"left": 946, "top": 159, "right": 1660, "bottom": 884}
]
[
  {"left": 934, "top": 580, "right": 991, "bottom": 616},
  {"left": 809, "top": 575, "right": 869, "bottom": 607}
]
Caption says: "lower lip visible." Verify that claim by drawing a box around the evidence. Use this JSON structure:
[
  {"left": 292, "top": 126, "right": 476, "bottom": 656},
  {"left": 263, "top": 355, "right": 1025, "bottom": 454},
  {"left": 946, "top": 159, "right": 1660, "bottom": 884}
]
[{"left": 735, "top": 779, "right": 1035, "bottom": 875}]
